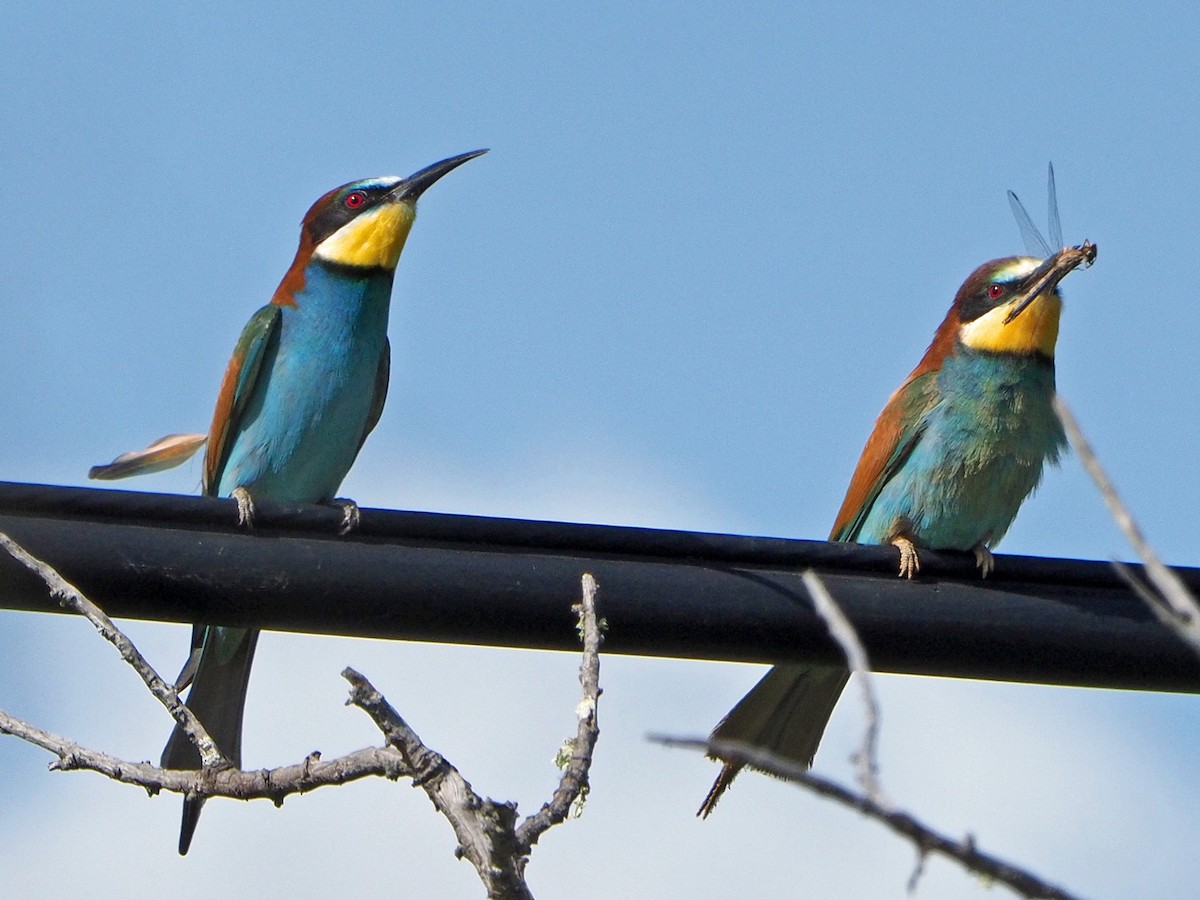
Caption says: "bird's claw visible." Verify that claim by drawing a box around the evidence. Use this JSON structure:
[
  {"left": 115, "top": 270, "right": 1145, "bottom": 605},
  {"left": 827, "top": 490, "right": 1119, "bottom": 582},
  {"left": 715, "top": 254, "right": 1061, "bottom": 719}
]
[
  {"left": 331, "top": 498, "right": 361, "bottom": 535},
  {"left": 231, "top": 486, "right": 256, "bottom": 529},
  {"left": 892, "top": 535, "right": 920, "bottom": 579},
  {"left": 972, "top": 543, "right": 995, "bottom": 578}
]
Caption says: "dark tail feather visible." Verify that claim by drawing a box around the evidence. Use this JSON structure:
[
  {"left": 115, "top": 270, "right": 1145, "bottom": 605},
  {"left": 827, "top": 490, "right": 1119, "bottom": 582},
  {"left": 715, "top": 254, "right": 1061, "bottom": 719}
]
[
  {"left": 178, "top": 796, "right": 206, "bottom": 855},
  {"left": 697, "top": 761, "right": 742, "bottom": 817},
  {"left": 699, "top": 663, "right": 850, "bottom": 816},
  {"left": 161, "top": 625, "right": 260, "bottom": 855}
]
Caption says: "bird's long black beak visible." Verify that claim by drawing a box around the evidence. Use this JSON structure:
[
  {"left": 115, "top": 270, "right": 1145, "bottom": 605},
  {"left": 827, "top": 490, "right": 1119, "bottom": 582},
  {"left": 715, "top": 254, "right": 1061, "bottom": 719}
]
[
  {"left": 390, "top": 149, "right": 488, "bottom": 203},
  {"left": 1004, "top": 240, "right": 1097, "bottom": 324}
]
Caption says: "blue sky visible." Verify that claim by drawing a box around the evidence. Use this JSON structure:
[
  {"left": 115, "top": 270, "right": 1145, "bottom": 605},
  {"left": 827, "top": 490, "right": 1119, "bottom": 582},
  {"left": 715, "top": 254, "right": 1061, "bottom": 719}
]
[{"left": 3, "top": 3, "right": 1199, "bottom": 897}]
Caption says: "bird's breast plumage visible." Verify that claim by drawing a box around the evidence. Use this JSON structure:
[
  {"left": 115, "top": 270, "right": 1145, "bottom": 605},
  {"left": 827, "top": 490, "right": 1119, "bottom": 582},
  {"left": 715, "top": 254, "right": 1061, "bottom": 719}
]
[
  {"left": 854, "top": 348, "right": 1066, "bottom": 549},
  {"left": 214, "top": 261, "right": 393, "bottom": 502}
]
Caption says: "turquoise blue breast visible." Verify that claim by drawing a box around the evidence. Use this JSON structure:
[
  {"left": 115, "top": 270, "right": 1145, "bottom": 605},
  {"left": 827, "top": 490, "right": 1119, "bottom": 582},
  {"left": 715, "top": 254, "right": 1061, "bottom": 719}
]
[
  {"left": 856, "top": 349, "right": 1066, "bottom": 549},
  {"left": 215, "top": 261, "right": 392, "bottom": 502}
]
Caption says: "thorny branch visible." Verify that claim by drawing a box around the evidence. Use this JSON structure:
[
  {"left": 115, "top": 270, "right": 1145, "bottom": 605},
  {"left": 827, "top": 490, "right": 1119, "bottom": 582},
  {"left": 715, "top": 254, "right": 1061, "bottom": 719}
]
[{"left": 0, "top": 535, "right": 602, "bottom": 900}]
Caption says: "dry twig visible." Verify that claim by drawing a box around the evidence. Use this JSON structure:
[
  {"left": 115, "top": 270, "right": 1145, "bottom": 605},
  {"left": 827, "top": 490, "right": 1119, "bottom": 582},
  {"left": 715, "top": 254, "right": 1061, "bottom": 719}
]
[
  {"left": 663, "top": 572, "right": 1083, "bottom": 899},
  {"left": 0, "top": 531, "right": 222, "bottom": 766},
  {"left": 657, "top": 735, "right": 1083, "bottom": 900},
  {"left": 0, "top": 705, "right": 403, "bottom": 800},
  {"left": 516, "top": 572, "right": 602, "bottom": 850},
  {"left": 341, "top": 572, "right": 602, "bottom": 896},
  {"left": 0, "top": 534, "right": 603, "bottom": 900},
  {"left": 802, "top": 570, "right": 888, "bottom": 807},
  {"left": 1054, "top": 397, "right": 1200, "bottom": 658}
]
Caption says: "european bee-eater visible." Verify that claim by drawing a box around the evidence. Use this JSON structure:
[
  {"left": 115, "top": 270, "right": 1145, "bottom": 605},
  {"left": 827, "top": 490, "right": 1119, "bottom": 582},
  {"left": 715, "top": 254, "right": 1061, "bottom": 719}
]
[
  {"left": 90, "top": 149, "right": 487, "bottom": 852},
  {"left": 698, "top": 235, "right": 1096, "bottom": 817}
]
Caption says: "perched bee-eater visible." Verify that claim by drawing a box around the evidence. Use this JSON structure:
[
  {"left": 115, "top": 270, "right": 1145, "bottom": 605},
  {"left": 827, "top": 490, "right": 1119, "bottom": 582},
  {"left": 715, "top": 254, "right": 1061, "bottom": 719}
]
[
  {"left": 90, "top": 149, "right": 487, "bottom": 853},
  {"left": 699, "top": 238, "right": 1096, "bottom": 817}
]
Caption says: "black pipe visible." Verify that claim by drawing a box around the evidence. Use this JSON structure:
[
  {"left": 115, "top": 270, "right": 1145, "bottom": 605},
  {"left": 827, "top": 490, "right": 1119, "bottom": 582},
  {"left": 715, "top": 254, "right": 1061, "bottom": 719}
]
[{"left": 0, "top": 480, "right": 1197, "bottom": 693}]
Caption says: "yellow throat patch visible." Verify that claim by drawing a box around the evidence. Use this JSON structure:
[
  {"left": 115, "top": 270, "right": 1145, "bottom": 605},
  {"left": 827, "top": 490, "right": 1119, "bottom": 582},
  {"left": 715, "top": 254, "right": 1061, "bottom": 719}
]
[
  {"left": 959, "top": 290, "right": 1062, "bottom": 357},
  {"left": 314, "top": 201, "right": 416, "bottom": 270}
]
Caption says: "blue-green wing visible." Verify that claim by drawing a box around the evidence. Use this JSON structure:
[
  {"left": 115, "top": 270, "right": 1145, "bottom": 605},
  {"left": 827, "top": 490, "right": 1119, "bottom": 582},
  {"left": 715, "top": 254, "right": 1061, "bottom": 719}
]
[
  {"left": 203, "top": 305, "right": 281, "bottom": 496},
  {"left": 357, "top": 338, "right": 390, "bottom": 453},
  {"left": 830, "top": 370, "right": 941, "bottom": 542}
]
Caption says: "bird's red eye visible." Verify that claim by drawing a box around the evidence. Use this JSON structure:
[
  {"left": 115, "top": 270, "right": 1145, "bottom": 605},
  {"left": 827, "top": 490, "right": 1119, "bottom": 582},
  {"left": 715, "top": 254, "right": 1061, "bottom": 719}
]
[
  {"left": 344, "top": 191, "right": 367, "bottom": 209},
  {"left": 988, "top": 284, "right": 1004, "bottom": 300}
]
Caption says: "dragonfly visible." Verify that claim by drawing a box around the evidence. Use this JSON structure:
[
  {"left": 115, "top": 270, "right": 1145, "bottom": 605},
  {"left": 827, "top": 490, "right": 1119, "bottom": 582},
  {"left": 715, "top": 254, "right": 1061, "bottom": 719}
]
[
  {"left": 1001, "top": 164, "right": 1097, "bottom": 324},
  {"left": 1007, "top": 162, "right": 1098, "bottom": 267}
]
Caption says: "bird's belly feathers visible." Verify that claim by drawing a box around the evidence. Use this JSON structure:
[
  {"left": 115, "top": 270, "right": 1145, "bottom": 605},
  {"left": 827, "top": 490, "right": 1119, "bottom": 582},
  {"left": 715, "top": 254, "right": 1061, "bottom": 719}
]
[
  {"left": 857, "top": 353, "right": 1066, "bottom": 550},
  {"left": 216, "top": 273, "right": 391, "bottom": 503}
]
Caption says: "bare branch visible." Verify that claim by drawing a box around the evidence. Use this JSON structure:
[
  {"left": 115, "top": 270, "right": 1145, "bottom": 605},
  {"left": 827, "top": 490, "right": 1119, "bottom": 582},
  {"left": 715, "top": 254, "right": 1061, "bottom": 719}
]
[
  {"left": 1053, "top": 397, "right": 1200, "bottom": 658},
  {"left": 2, "top": 537, "right": 603, "bottom": 899},
  {"left": 341, "top": 572, "right": 601, "bottom": 897},
  {"left": 0, "top": 705, "right": 403, "bottom": 799},
  {"left": 676, "top": 573, "right": 1083, "bottom": 897},
  {"left": 0, "top": 531, "right": 223, "bottom": 766},
  {"left": 340, "top": 573, "right": 603, "bottom": 898},
  {"left": 342, "top": 667, "right": 532, "bottom": 899},
  {"left": 802, "top": 570, "right": 888, "bottom": 807},
  {"left": 657, "top": 736, "right": 1083, "bottom": 900},
  {"left": 516, "top": 572, "right": 602, "bottom": 850}
]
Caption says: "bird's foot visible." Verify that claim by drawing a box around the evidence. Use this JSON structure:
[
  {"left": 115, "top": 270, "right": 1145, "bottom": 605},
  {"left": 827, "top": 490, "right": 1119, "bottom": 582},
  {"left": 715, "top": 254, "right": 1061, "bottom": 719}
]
[
  {"left": 972, "top": 543, "right": 995, "bottom": 578},
  {"left": 892, "top": 535, "right": 920, "bottom": 579},
  {"left": 330, "top": 498, "right": 361, "bottom": 535},
  {"left": 231, "top": 486, "right": 256, "bottom": 529}
]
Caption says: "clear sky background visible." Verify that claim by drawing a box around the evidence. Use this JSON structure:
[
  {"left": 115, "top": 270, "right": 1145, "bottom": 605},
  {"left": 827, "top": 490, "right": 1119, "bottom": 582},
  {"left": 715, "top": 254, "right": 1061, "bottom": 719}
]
[{"left": 2, "top": 3, "right": 1199, "bottom": 898}]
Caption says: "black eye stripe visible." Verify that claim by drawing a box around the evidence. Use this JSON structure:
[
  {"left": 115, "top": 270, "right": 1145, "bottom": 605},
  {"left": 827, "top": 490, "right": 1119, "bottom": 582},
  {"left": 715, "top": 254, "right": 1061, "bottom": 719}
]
[
  {"left": 960, "top": 280, "right": 1021, "bottom": 323},
  {"left": 307, "top": 184, "right": 393, "bottom": 244}
]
